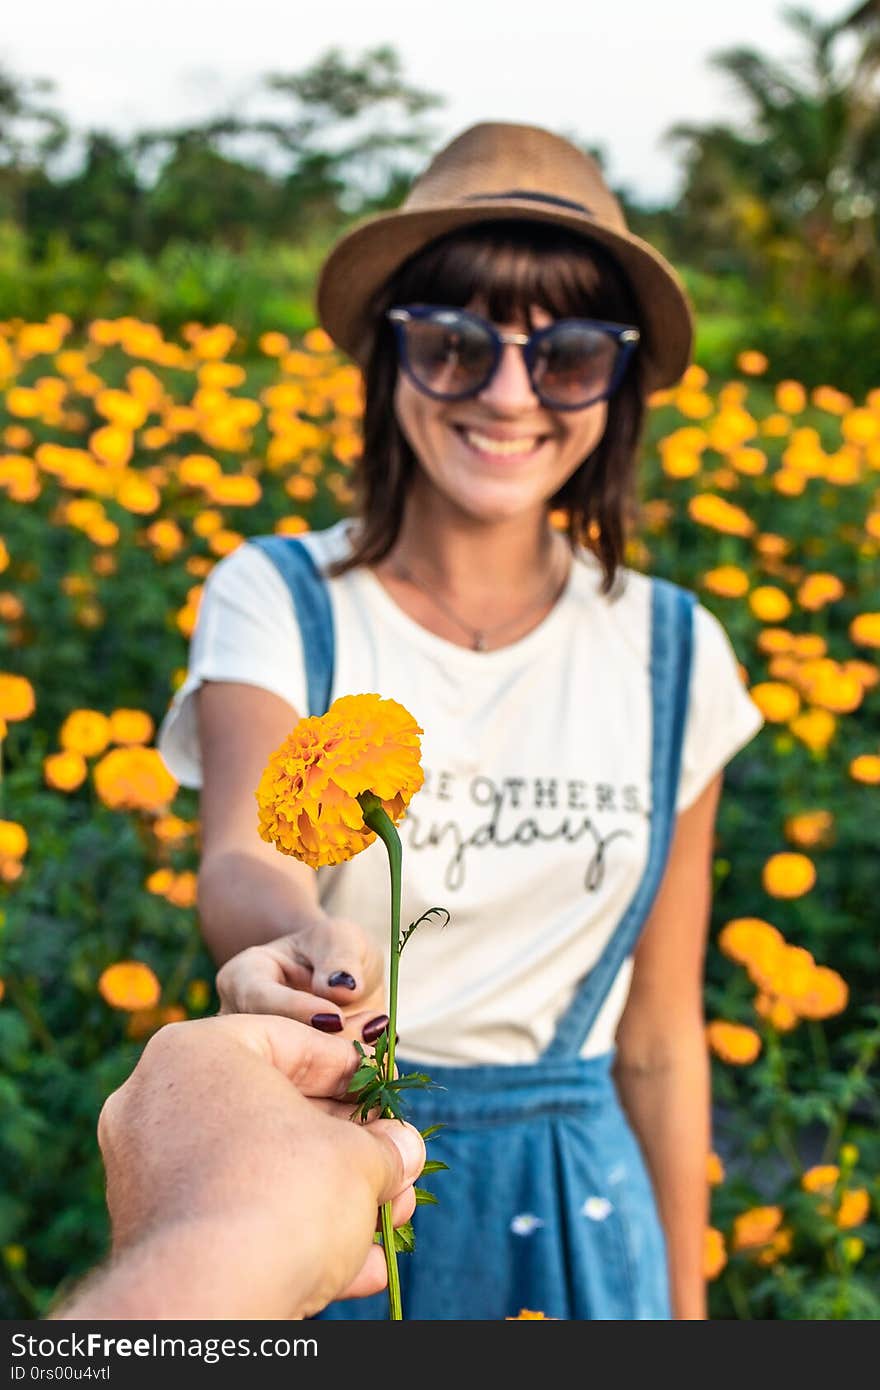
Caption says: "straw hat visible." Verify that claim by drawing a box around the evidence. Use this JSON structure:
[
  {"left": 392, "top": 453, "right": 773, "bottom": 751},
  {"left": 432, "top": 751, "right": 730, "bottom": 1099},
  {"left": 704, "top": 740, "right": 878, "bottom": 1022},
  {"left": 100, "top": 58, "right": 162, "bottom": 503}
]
[{"left": 317, "top": 121, "right": 693, "bottom": 391}]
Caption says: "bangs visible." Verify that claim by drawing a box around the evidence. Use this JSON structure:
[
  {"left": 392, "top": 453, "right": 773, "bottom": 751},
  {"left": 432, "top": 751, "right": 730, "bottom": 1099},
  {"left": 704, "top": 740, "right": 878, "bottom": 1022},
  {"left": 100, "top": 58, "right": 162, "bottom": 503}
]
[{"left": 384, "top": 220, "right": 640, "bottom": 329}]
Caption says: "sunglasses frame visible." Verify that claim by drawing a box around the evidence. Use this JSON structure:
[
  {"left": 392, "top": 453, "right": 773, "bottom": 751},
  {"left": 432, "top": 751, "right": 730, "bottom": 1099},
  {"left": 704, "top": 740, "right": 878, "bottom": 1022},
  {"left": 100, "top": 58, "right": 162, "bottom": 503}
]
[{"left": 387, "top": 304, "right": 640, "bottom": 411}]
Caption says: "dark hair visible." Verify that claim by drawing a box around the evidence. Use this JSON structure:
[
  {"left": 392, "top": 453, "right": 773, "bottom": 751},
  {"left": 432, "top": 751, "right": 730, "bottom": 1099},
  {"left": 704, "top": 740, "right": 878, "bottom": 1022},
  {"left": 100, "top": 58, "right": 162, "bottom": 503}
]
[{"left": 328, "top": 220, "right": 647, "bottom": 593}]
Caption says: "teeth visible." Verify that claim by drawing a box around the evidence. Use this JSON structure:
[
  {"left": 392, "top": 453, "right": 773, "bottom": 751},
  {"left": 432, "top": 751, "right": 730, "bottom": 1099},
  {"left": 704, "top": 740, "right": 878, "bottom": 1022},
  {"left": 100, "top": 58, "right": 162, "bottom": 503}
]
[{"left": 463, "top": 430, "right": 539, "bottom": 456}]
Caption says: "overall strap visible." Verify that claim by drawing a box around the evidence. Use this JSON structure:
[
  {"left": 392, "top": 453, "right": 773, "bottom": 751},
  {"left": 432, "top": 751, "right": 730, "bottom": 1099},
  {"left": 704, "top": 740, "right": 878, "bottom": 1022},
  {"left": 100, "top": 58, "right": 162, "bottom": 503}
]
[
  {"left": 248, "top": 535, "right": 335, "bottom": 716},
  {"left": 542, "top": 578, "right": 696, "bottom": 1061}
]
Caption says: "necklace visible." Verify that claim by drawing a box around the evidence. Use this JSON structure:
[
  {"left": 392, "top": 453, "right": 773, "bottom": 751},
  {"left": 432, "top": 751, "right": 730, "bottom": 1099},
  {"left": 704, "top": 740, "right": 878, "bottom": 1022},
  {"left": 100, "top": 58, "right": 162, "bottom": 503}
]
[{"left": 391, "top": 549, "right": 570, "bottom": 652}]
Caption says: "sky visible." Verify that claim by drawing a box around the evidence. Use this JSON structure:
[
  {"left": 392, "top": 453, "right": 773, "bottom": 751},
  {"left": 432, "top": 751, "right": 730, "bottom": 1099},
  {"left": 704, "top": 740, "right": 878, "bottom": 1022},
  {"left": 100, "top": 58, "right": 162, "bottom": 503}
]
[{"left": 4, "top": 0, "right": 855, "bottom": 204}]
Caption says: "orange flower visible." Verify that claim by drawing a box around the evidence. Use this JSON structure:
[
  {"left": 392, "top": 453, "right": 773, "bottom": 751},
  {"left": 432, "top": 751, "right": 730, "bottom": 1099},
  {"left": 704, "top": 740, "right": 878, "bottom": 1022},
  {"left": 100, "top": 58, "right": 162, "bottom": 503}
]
[
  {"left": 0, "top": 820, "right": 28, "bottom": 858},
  {"left": 108, "top": 708, "right": 155, "bottom": 746},
  {"left": 749, "top": 681, "right": 800, "bottom": 723},
  {"left": 790, "top": 708, "right": 836, "bottom": 753},
  {"left": 849, "top": 613, "right": 880, "bottom": 648},
  {"left": 775, "top": 381, "right": 806, "bottom": 414},
  {"left": 706, "top": 1021, "right": 762, "bottom": 1065},
  {"left": 731, "top": 1205, "right": 783, "bottom": 1251},
  {"left": 43, "top": 750, "right": 88, "bottom": 792},
  {"left": 256, "top": 694, "right": 424, "bottom": 870},
  {"left": 702, "top": 565, "right": 750, "bottom": 599},
  {"left": 755, "top": 1227, "right": 793, "bottom": 1266},
  {"left": 505, "top": 1309, "right": 554, "bottom": 1319},
  {"left": 93, "top": 747, "right": 178, "bottom": 812},
  {"left": 718, "top": 916, "right": 784, "bottom": 968},
  {"left": 849, "top": 754, "right": 880, "bottom": 784},
  {"left": 59, "top": 708, "right": 111, "bottom": 757},
  {"left": 796, "top": 573, "right": 845, "bottom": 611},
  {"left": 707, "top": 1152, "right": 725, "bottom": 1186},
  {"left": 737, "top": 350, "right": 768, "bottom": 376},
  {"left": 801, "top": 1164, "right": 839, "bottom": 1196},
  {"left": 688, "top": 494, "right": 755, "bottom": 537},
  {"left": 125, "top": 1003, "right": 187, "bottom": 1040},
  {"left": 836, "top": 1189, "right": 870, "bottom": 1229},
  {"left": 784, "top": 810, "right": 834, "bottom": 849},
  {"left": 748, "top": 586, "right": 792, "bottom": 623},
  {"left": 98, "top": 960, "right": 161, "bottom": 1011},
  {"left": 0, "top": 673, "right": 35, "bottom": 721},
  {"left": 754, "top": 993, "right": 799, "bottom": 1032},
  {"left": 165, "top": 871, "right": 198, "bottom": 908},
  {"left": 704, "top": 1227, "right": 727, "bottom": 1280},
  {"left": 762, "top": 852, "right": 816, "bottom": 898},
  {"left": 793, "top": 966, "right": 848, "bottom": 1021}
]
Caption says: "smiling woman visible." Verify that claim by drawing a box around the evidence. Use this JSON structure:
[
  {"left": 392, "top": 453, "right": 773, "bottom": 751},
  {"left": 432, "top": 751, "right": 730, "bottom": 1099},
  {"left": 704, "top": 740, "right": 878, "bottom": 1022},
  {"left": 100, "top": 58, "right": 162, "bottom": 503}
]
[{"left": 157, "top": 120, "right": 764, "bottom": 1321}]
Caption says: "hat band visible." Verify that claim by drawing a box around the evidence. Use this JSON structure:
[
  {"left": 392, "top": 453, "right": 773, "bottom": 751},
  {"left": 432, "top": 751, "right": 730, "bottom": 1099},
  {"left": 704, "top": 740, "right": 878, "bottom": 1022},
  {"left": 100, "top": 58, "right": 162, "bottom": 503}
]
[{"left": 464, "top": 189, "right": 592, "bottom": 214}]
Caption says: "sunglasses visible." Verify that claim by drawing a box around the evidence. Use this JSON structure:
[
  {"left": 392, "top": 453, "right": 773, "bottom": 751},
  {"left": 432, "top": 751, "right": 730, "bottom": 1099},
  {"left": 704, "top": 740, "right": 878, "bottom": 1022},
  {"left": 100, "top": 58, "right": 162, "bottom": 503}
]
[{"left": 387, "top": 304, "right": 640, "bottom": 411}]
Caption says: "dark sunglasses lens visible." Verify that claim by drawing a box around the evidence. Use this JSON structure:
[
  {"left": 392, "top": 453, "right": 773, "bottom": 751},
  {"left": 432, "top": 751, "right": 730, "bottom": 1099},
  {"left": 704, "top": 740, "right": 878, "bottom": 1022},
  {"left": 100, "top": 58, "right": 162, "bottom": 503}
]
[
  {"left": 531, "top": 324, "right": 620, "bottom": 406},
  {"left": 401, "top": 314, "right": 494, "bottom": 398}
]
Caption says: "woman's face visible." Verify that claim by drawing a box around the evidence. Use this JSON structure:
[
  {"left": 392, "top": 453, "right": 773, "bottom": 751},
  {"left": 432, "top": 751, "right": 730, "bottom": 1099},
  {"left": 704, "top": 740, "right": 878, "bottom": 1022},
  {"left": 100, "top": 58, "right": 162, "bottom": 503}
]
[{"left": 393, "top": 304, "right": 608, "bottom": 527}]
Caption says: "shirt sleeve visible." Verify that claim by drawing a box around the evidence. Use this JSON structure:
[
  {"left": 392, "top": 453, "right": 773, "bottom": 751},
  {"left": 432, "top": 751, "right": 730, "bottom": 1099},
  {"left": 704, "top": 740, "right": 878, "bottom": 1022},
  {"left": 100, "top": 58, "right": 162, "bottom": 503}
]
[
  {"left": 156, "top": 542, "right": 308, "bottom": 789},
  {"left": 676, "top": 602, "right": 764, "bottom": 812}
]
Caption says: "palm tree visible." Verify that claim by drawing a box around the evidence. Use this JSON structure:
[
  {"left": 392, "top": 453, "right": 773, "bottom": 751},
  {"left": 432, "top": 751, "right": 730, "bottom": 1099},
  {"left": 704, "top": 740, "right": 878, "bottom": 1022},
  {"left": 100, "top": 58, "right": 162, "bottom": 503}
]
[{"left": 668, "top": 5, "right": 880, "bottom": 299}]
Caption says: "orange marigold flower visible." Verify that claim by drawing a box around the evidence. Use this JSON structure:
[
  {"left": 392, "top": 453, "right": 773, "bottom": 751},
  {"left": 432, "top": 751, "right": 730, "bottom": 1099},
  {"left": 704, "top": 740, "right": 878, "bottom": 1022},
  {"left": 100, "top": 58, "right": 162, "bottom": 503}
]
[
  {"left": 796, "top": 572, "right": 845, "bottom": 611},
  {"left": 718, "top": 917, "right": 783, "bottom": 971},
  {"left": 794, "top": 965, "right": 849, "bottom": 1021},
  {"left": 702, "top": 565, "right": 750, "bottom": 599},
  {"left": 762, "top": 851, "right": 816, "bottom": 899},
  {"left": 707, "top": 1152, "right": 725, "bottom": 1186},
  {"left": 849, "top": 613, "right": 880, "bottom": 648},
  {"left": 165, "top": 871, "right": 198, "bottom": 908},
  {"left": 98, "top": 960, "right": 161, "bottom": 1011},
  {"left": 0, "top": 673, "right": 35, "bottom": 721},
  {"left": 109, "top": 708, "right": 155, "bottom": 746},
  {"left": 748, "top": 585, "right": 792, "bottom": 623},
  {"left": 775, "top": 381, "right": 806, "bottom": 414},
  {"left": 801, "top": 1164, "right": 839, "bottom": 1195},
  {"left": 706, "top": 1020, "right": 762, "bottom": 1065},
  {"left": 849, "top": 754, "right": 880, "bottom": 784},
  {"left": 737, "top": 350, "right": 768, "bottom": 376},
  {"left": 0, "top": 820, "right": 28, "bottom": 858},
  {"left": 256, "top": 693, "right": 424, "bottom": 870},
  {"left": 145, "top": 868, "right": 175, "bottom": 895},
  {"left": 152, "top": 814, "right": 192, "bottom": 844},
  {"left": 703, "top": 1228, "right": 727, "bottom": 1281},
  {"left": 755, "top": 1227, "right": 793, "bottom": 1266},
  {"left": 43, "top": 750, "right": 88, "bottom": 792},
  {"left": 688, "top": 494, "right": 755, "bottom": 537},
  {"left": 753, "top": 992, "right": 799, "bottom": 1031},
  {"left": 784, "top": 810, "right": 834, "bottom": 849},
  {"left": 93, "top": 747, "right": 178, "bottom": 812},
  {"left": 796, "top": 659, "right": 863, "bottom": 714},
  {"left": 732, "top": 1206, "right": 783, "bottom": 1251},
  {"left": 749, "top": 681, "right": 800, "bottom": 723},
  {"left": 505, "top": 1309, "right": 552, "bottom": 1319},
  {"left": 836, "top": 1189, "right": 870, "bottom": 1230},
  {"left": 790, "top": 707, "right": 836, "bottom": 753},
  {"left": 59, "top": 708, "right": 111, "bottom": 757}
]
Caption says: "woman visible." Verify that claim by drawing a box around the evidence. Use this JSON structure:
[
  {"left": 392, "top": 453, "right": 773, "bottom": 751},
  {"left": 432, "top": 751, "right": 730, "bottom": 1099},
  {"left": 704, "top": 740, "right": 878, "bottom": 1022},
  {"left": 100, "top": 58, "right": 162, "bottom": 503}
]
[{"left": 158, "top": 122, "right": 763, "bottom": 1320}]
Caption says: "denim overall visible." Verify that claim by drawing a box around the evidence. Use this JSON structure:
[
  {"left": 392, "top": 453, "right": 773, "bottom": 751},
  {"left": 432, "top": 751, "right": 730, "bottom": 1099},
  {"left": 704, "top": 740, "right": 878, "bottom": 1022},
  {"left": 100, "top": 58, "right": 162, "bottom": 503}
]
[{"left": 251, "top": 535, "right": 695, "bottom": 1321}]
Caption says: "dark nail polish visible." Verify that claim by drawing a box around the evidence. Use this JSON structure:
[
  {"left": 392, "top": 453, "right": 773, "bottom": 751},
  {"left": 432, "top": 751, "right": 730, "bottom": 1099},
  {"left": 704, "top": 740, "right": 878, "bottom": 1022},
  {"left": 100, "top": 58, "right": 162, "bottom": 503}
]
[
  {"left": 362, "top": 1015, "right": 390, "bottom": 1044},
  {"left": 328, "top": 971, "right": 357, "bottom": 990},
  {"left": 310, "top": 1013, "right": 343, "bottom": 1033}
]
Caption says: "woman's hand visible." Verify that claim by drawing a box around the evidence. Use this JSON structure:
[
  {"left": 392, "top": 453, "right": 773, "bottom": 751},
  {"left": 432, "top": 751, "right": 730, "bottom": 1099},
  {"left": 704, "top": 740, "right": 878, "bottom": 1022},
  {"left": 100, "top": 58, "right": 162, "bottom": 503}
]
[{"left": 216, "top": 912, "right": 391, "bottom": 1045}]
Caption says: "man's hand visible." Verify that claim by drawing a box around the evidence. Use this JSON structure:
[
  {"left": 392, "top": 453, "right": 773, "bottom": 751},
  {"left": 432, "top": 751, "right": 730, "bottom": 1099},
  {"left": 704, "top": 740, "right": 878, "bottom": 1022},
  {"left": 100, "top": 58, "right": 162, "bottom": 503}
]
[{"left": 52, "top": 1015, "right": 425, "bottom": 1320}]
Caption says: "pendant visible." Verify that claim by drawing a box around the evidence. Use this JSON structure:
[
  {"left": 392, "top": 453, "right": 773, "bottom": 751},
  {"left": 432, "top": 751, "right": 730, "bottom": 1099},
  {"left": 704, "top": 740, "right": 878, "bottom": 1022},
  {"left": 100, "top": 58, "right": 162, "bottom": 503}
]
[{"left": 473, "top": 633, "right": 488, "bottom": 652}]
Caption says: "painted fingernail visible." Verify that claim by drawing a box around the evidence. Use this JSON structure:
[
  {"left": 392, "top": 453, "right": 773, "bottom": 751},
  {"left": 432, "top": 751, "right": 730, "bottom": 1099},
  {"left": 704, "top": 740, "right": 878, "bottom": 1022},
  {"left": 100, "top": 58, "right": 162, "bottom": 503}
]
[
  {"left": 328, "top": 971, "right": 357, "bottom": 990},
  {"left": 310, "top": 1013, "right": 344, "bottom": 1033},
  {"left": 362, "top": 1015, "right": 390, "bottom": 1044}
]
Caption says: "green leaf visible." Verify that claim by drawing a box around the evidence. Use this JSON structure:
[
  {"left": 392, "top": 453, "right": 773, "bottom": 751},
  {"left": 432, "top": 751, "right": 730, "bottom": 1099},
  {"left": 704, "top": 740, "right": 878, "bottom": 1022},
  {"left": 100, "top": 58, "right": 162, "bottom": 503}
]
[
  {"left": 421, "top": 1159, "right": 449, "bottom": 1175},
  {"left": 414, "top": 1186, "right": 439, "bottom": 1206},
  {"left": 392, "top": 1221, "right": 416, "bottom": 1254}
]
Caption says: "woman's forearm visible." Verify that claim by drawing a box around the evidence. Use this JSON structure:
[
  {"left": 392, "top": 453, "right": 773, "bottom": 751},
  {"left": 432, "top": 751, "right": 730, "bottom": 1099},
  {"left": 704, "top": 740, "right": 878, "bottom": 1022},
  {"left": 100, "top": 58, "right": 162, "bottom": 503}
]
[
  {"left": 613, "top": 1032, "right": 711, "bottom": 1320},
  {"left": 197, "top": 848, "right": 325, "bottom": 965}
]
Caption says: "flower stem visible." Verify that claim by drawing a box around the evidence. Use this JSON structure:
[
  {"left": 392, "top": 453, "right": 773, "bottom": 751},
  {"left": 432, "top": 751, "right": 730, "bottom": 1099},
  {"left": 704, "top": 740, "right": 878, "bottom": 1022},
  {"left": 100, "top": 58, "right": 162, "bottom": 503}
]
[{"left": 357, "top": 791, "right": 404, "bottom": 1320}]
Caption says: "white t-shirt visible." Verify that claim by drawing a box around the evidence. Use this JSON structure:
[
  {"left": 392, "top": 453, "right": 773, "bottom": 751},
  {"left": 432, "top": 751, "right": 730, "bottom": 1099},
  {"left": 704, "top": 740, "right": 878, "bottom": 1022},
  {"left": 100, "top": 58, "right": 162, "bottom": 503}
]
[{"left": 158, "top": 521, "right": 763, "bottom": 1067}]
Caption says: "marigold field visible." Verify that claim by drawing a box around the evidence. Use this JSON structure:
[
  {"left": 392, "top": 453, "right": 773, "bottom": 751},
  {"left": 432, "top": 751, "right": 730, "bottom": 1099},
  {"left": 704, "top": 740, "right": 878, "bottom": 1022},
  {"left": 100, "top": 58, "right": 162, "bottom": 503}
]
[{"left": 0, "top": 316, "right": 878, "bottom": 1319}]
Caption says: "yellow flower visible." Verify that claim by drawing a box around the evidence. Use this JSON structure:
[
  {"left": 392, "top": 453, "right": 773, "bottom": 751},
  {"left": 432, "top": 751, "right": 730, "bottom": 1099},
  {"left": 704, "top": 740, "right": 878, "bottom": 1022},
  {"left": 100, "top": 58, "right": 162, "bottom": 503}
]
[
  {"left": 736, "top": 350, "right": 768, "bottom": 376},
  {"left": 706, "top": 1020, "right": 762, "bottom": 1065},
  {"left": 59, "top": 708, "right": 111, "bottom": 757},
  {"left": 796, "top": 573, "right": 845, "bottom": 611},
  {"left": 762, "top": 852, "right": 816, "bottom": 898},
  {"left": 784, "top": 810, "right": 834, "bottom": 849},
  {"left": 93, "top": 747, "right": 178, "bottom": 812},
  {"left": 755, "top": 1227, "right": 793, "bottom": 1266},
  {"left": 775, "top": 380, "right": 806, "bottom": 414},
  {"left": 109, "top": 708, "right": 155, "bottom": 746},
  {"left": 0, "top": 820, "right": 27, "bottom": 858},
  {"left": 793, "top": 966, "right": 849, "bottom": 1020},
  {"left": 748, "top": 585, "right": 792, "bottom": 622},
  {"left": 707, "top": 1151, "right": 725, "bottom": 1186},
  {"left": 790, "top": 707, "right": 836, "bottom": 753},
  {"left": 702, "top": 565, "right": 750, "bottom": 599},
  {"left": 688, "top": 494, "right": 755, "bottom": 537},
  {"left": 43, "top": 750, "right": 88, "bottom": 792},
  {"left": 718, "top": 917, "right": 783, "bottom": 970},
  {"left": 731, "top": 1206, "right": 783, "bottom": 1251},
  {"left": 849, "top": 612, "right": 880, "bottom": 648},
  {"left": 749, "top": 681, "right": 800, "bottom": 723},
  {"left": 703, "top": 1228, "right": 728, "bottom": 1280},
  {"left": 753, "top": 992, "right": 799, "bottom": 1032},
  {"left": 256, "top": 693, "right": 424, "bottom": 869},
  {"left": 849, "top": 754, "right": 880, "bottom": 784},
  {"left": 801, "top": 1164, "right": 839, "bottom": 1195},
  {"left": 836, "top": 1189, "right": 871, "bottom": 1230},
  {"left": 0, "top": 673, "right": 35, "bottom": 721},
  {"left": 98, "top": 960, "right": 161, "bottom": 1011}
]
